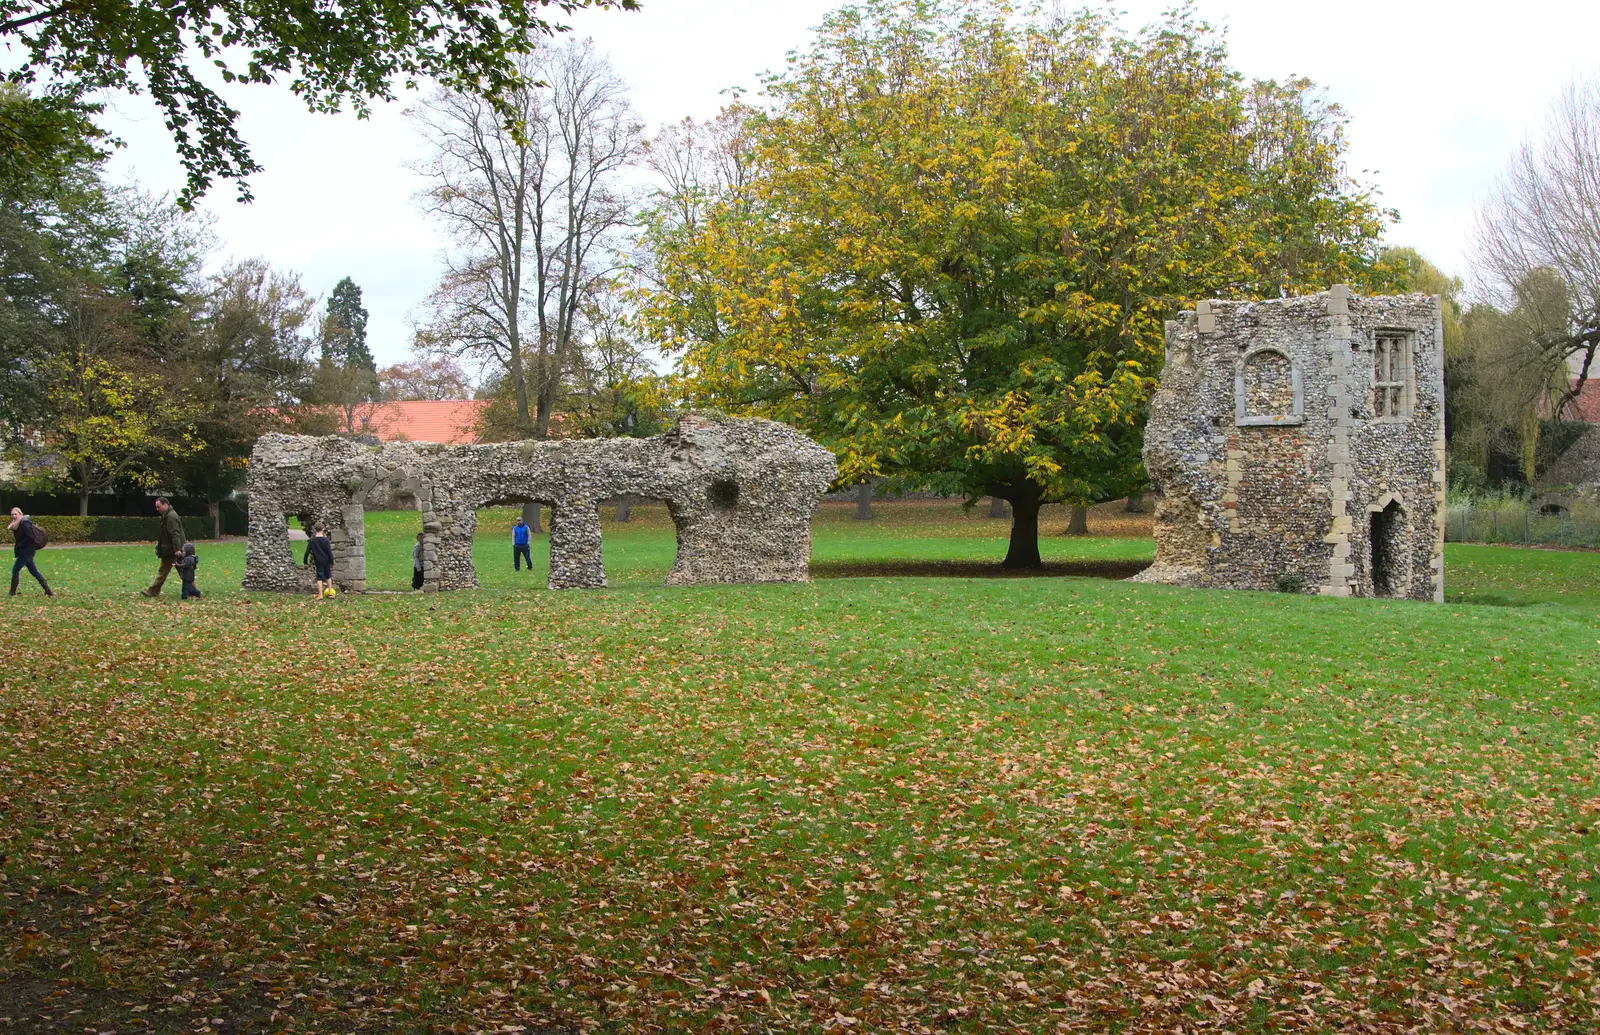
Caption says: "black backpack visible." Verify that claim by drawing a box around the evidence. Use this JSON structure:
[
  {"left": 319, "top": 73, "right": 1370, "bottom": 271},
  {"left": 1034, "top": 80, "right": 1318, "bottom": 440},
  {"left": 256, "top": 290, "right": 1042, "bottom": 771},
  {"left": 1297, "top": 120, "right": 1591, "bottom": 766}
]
[{"left": 26, "top": 521, "right": 47, "bottom": 550}]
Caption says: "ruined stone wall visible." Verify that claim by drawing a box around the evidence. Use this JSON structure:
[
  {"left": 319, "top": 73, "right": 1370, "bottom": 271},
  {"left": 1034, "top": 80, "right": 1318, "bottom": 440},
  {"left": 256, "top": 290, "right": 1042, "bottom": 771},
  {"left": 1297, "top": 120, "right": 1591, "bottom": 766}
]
[
  {"left": 243, "top": 415, "right": 838, "bottom": 592},
  {"left": 1536, "top": 426, "right": 1600, "bottom": 508},
  {"left": 1134, "top": 286, "right": 1445, "bottom": 601}
]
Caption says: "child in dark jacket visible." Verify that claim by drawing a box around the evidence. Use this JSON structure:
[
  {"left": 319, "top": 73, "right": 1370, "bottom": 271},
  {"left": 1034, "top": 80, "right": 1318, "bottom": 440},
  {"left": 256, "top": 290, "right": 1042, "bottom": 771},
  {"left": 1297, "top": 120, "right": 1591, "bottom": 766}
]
[
  {"left": 176, "top": 542, "right": 201, "bottom": 599},
  {"left": 307, "top": 525, "right": 336, "bottom": 598}
]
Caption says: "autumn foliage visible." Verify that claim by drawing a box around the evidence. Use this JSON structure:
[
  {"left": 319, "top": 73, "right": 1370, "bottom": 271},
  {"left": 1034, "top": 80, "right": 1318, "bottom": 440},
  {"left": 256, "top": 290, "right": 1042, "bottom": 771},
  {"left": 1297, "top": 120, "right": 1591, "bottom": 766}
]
[{"left": 638, "top": 2, "right": 1396, "bottom": 566}]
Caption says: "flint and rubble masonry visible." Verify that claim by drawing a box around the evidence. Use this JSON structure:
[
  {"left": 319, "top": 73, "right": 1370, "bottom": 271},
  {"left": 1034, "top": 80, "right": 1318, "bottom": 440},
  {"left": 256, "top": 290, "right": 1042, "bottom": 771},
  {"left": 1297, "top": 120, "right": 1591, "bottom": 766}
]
[
  {"left": 243, "top": 415, "right": 837, "bottom": 593},
  {"left": 1134, "top": 286, "right": 1445, "bottom": 601}
]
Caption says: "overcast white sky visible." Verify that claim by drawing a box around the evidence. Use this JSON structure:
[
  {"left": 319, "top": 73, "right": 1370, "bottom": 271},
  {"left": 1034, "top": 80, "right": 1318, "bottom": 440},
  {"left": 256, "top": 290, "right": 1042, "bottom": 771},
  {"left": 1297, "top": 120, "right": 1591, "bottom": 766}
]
[{"left": 88, "top": 0, "right": 1600, "bottom": 367}]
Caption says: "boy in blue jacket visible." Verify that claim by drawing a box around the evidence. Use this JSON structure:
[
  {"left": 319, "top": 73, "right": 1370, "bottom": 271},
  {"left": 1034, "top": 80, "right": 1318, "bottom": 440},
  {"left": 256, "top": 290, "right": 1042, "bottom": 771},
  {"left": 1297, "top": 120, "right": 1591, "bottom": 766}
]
[{"left": 512, "top": 516, "right": 532, "bottom": 572}]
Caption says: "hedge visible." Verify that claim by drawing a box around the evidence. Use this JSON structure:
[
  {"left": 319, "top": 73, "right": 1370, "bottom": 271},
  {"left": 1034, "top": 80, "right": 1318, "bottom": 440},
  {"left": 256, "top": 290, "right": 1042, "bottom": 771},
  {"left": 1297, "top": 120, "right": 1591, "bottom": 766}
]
[
  {"left": 0, "top": 492, "right": 247, "bottom": 534},
  {"left": 26, "top": 516, "right": 215, "bottom": 544}
]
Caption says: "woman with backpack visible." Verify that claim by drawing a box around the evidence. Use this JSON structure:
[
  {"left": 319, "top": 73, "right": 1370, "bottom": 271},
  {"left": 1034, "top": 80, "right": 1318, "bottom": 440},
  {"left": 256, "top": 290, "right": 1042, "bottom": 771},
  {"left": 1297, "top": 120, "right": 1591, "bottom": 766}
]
[{"left": 7, "top": 507, "right": 52, "bottom": 597}]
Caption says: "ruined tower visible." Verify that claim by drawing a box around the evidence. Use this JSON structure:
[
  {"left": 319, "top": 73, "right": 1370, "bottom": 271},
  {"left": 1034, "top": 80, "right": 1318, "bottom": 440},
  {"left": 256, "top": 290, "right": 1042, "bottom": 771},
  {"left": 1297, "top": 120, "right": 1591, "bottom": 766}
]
[{"left": 1135, "top": 286, "right": 1445, "bottom": 601}]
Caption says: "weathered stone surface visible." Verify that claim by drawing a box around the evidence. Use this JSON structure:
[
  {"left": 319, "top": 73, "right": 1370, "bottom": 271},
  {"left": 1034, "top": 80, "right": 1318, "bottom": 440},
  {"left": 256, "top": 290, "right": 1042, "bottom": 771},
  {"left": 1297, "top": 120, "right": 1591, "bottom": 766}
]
[
  {"left": 1134, "top": 287, "right": 1446, "bottom": 601},
  {"left": 243, "top": 414, "right": 838, "bottom": 592},
  {"left": 1535, "top": 425, "right": 1600, "bottom": 509}
]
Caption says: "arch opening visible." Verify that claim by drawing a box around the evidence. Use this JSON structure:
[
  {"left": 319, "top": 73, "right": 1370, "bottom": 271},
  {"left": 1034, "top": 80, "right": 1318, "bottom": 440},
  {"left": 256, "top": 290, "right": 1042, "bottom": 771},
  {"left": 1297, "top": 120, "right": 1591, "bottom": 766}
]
[
  {"left": 356, "top": 494, "right": 425, "bottom": 593},
  {"left": 1369, "top": 500, "right": 1405, "bottom": 599},
  {"left": 473, "top": 500, "right": 553, "bottom": 587},
  {"left": 601, "top": 497, "right": 680, "bottom": 585}
]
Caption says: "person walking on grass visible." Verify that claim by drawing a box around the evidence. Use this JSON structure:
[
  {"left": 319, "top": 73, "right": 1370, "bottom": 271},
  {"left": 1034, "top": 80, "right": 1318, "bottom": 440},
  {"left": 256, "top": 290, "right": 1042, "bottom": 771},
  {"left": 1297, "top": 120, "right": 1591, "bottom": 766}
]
[
  {"left": 412, "top": 531, "right": 425, "bottom": 591},
  {"left": 176, "top": 542, "right": 201, "bottom": 600},
  {"left": 512, "top": 516, "right": 532, "bottom": 572},
  {"left": 139, "top": 497, "right": 185, "bottom": 598},
  {"left": 307, "top": 523, "right": 335, "bottom": 598},
  {"left": 7, "top": 507, "right": 51, "bottom": 597}
]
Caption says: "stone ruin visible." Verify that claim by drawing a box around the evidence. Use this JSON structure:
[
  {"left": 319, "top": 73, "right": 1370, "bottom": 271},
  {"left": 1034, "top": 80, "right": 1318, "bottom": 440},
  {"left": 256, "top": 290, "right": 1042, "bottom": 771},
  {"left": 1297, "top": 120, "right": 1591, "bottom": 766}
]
[
  {"left": 1134, "top": 286, "right": 1446, "bottom": 601},
  {"left": 242, "top": 414, "right": 838, "bottom": 592},
  {"left": 1534, "top": 426, "right": 1600, "bottom": 515}
]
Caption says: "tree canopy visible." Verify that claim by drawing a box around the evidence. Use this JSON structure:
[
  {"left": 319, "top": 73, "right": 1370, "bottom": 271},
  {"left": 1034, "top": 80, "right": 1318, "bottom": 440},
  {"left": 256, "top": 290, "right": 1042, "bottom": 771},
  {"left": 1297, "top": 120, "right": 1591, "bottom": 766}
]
[
  {"left": 322, "top": 276, "right": 376, "bottom": 388},
  {"left": 638, "top": 0, "right": 1396, "bottom": 566},
  {"left": 0, "top": 0, "right": 639, "bottom": 205}
]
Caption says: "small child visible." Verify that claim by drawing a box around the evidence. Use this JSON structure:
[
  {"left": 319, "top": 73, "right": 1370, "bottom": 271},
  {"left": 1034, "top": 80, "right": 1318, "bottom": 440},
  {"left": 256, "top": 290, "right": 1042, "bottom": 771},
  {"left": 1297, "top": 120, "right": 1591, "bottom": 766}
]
[
  {"left": 412, "top": 531, "right": 425, "bottom": 590},
  {"left": 307, "top": 524, "right": 335, "bottom": 598},
  {"left": 176, "top": 542, "right": 201, "bottom": 600}
]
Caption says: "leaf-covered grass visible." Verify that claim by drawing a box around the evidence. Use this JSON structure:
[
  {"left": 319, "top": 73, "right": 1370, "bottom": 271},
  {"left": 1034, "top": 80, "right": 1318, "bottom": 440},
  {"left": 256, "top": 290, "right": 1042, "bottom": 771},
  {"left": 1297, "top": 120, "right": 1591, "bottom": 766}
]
[{"left": 2, "top": 502, "right": 1597, "bottom": 1033}]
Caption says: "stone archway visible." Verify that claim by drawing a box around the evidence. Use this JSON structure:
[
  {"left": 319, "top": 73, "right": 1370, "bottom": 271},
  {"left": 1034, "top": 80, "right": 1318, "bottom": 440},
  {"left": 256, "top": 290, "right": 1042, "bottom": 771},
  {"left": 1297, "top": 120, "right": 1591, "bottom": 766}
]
[{"left": 1366, "top": 494, "right": 1409, "bottom": 599}]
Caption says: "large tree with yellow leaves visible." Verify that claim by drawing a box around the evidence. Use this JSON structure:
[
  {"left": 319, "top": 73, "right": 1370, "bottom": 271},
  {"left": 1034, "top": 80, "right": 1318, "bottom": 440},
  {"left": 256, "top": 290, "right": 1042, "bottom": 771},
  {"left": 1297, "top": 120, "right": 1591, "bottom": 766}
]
[{"left": 639, "top": 1, "right": 1395, "bottom": 566}]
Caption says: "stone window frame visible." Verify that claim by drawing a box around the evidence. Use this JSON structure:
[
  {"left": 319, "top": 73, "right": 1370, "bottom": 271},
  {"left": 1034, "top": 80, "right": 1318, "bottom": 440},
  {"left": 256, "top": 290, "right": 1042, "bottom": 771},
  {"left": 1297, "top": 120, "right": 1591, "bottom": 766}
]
[
  {"left": 1371, "top": 329, "right": 1415, "bottom": 421},
  {"left": 1234, "top": 346, "right": 1304, "bottom": 427}
]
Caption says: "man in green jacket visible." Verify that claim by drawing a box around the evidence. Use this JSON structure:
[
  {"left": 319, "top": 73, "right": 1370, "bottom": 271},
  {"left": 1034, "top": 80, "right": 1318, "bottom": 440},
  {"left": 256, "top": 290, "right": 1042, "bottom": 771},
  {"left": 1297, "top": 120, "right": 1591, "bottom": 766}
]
[{"left": 140, "top": 497, "right": 186, "bottom": 598}]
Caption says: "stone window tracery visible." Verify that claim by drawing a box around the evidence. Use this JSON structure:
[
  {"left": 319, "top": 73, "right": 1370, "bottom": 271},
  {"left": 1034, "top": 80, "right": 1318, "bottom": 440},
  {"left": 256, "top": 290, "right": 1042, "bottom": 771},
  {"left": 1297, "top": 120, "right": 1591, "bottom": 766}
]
[{"left": 1373, "top": 332, "right": 1413, "bottom": 418}]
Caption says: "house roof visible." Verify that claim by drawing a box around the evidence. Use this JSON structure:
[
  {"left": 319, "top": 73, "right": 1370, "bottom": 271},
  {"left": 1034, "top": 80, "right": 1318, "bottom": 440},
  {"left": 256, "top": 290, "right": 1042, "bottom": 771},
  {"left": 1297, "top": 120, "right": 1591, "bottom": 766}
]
[
  {"left": 365, "top": 400, "right": 487, "bottom": 444},
  {"left": 1571, "top": 379, "right": 1600, "bottom": 423}
]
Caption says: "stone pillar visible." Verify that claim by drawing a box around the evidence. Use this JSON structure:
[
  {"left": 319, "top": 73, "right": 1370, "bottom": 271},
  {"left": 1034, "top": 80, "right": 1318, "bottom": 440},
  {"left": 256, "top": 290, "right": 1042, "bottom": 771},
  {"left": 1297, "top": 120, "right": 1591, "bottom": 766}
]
[
  {"left": 420, "top": 500, "right": 442, "bottom": 593},
  {"left": 243, "top": 507, "right": 299, "bottom": 591},
  {"left": 432, "top": 505, "right": 479, "bottom": 591},
  {"left": 1430, "top": 294, "right": 1447, "bottom": 603},
  {"left": 548, "top": 500, "right": 605, "bottom": 589},
  {"left": 336, "top": 504, "right": 367, "bottom": 592},
  {"left": 1319, "top": 284, "right": 1356, "bottom": 597}
]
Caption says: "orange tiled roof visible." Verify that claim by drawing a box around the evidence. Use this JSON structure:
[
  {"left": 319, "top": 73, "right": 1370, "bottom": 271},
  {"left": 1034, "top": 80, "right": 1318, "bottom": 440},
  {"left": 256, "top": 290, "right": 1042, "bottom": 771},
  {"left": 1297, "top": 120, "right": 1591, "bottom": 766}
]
[
  {"left": 1571, "top": 380, "right": 1600, "bottom": 423},
  {"left": 365, "top": 400, "right": 487, "bottom": 444}
]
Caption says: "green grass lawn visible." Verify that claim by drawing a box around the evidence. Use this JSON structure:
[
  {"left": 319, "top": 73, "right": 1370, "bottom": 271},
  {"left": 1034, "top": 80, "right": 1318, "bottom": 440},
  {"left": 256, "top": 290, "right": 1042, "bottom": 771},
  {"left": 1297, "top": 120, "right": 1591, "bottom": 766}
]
[{"left": 3, "top": 501, "right": 1598, "bottom": 1033}]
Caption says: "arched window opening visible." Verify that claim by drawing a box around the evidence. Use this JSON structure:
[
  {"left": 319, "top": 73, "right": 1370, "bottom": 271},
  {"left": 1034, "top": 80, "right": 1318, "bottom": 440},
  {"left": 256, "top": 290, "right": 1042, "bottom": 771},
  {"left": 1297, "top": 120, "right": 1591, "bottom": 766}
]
[{"left": 1235, "top": 348, "right": 1303, "bottom": 426}]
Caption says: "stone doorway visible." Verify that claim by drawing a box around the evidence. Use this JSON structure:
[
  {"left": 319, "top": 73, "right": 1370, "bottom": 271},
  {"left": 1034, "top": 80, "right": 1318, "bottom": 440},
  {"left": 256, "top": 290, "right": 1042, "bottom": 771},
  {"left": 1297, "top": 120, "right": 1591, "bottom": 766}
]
[{"left": 1369, "top": 499, "right": 1405, "bottom": 598}]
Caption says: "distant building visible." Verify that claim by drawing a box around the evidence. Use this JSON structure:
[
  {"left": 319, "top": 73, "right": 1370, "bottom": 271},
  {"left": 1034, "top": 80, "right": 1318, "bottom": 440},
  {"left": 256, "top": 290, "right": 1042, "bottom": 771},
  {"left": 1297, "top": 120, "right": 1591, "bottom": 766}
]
[{"left": 350, "top": 400, "right": 487, "bottom": 445}]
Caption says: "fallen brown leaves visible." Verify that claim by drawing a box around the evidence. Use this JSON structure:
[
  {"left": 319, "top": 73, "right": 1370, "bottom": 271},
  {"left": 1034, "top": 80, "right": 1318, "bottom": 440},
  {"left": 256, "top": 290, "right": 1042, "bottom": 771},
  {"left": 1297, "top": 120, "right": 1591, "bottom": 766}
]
[{"left": 1, "top": 569, "right": 1597, "bottom": 1033}]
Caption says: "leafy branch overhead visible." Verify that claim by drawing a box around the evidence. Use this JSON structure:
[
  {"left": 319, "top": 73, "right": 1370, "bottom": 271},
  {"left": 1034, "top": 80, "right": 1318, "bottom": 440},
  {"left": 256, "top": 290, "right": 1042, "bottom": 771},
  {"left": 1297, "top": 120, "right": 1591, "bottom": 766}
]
[{"left": 0, "top": 0, "right": 640, "bottom": 205}]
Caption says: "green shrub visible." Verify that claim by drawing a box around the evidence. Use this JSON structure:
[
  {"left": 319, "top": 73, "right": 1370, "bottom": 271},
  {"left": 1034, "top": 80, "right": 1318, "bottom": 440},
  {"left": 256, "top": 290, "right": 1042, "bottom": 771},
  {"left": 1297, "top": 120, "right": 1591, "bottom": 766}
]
[{"left": 28, "top": 515, "right": 215, "bottom": 543}]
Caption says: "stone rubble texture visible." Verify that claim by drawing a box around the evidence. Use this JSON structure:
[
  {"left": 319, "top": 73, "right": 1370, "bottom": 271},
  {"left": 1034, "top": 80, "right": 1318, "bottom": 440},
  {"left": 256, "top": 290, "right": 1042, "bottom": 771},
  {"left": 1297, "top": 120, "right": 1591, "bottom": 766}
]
[
  {"left": 243, "top": 415, "right": 838, "bottom": 593},
  {"left": 1134, "top": 286, "right": 1446, "bottom": 601},
  {"left": 1534, "top": 426, "right": 1600, "bottom": 510}
]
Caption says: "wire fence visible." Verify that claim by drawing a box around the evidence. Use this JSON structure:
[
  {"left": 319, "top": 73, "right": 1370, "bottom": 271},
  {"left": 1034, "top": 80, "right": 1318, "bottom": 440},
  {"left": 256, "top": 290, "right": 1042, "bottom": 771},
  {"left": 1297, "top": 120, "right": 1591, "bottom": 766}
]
[{"left": 1446, "top": 502, "right": 1600, "bottom": 549}]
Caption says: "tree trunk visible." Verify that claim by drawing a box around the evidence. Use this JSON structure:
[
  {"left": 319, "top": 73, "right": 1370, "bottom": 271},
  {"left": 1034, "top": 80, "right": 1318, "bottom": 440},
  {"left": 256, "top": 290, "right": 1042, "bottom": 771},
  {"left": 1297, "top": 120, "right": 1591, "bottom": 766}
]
[
  {"left": 1002, "top": 492, "right": 1043, "bottom": 569},
  {"left": 1064, "top": 504, "right": 1089, "bottom": 535},
  {"left": 854, "top": 481, "right": 874, "bottom": 520},
  {"left": 988, "top": 496, "right": 1008, "bottom": 519},
  {"left": 522, "top": 501, "right": 543, "bottom": 534},
  {"left": 208, "top": 500, "right": 221, "bottom": 539},
  {"left": 79, "top": 487, "right": 89, "bottom": 517},
  {"left": 1123, "top": 491, "right": 1146, "bottom": 514},
  {"left": 614, "top": 495, "right": 631, "bottom": 522}
]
